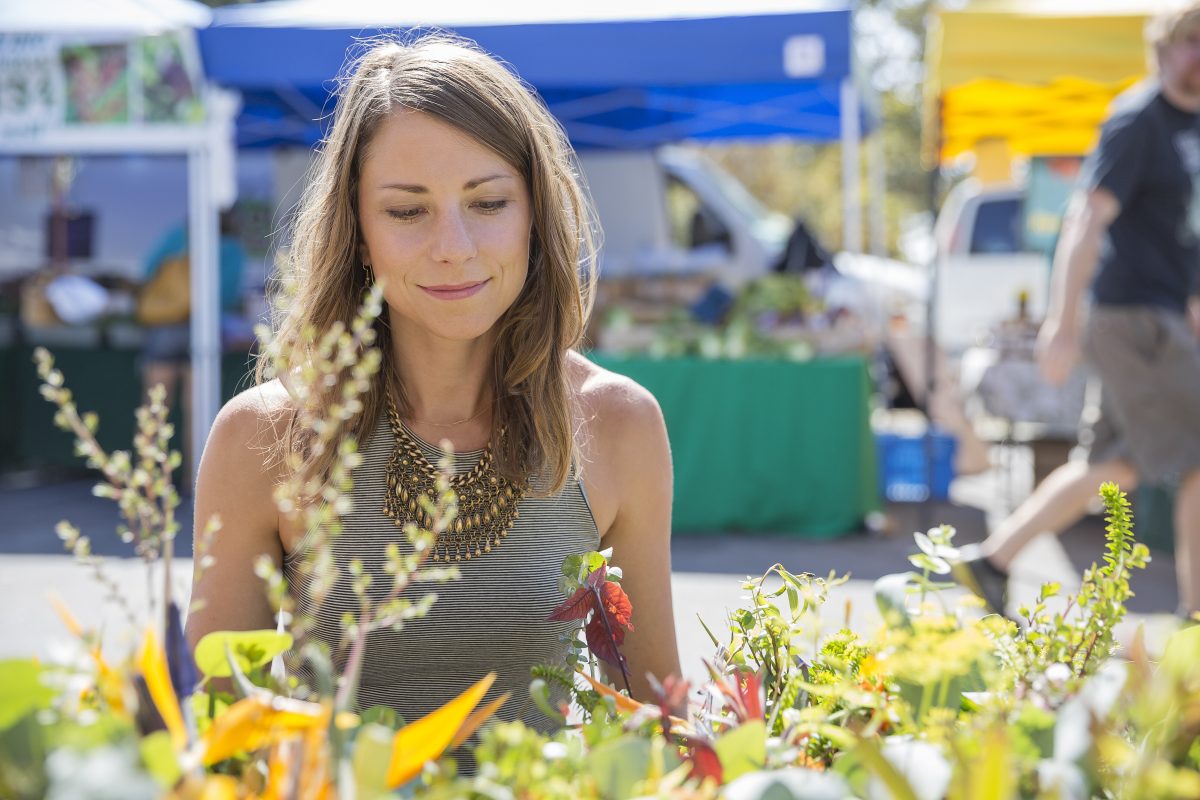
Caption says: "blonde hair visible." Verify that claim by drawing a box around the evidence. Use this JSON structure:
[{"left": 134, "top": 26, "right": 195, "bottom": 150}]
[
  {"left": 1147, "top": 2, "right": 1200, "bottom": 70},
  {"left": 263, "top": 33, "right": 598, "bottom": 495}
]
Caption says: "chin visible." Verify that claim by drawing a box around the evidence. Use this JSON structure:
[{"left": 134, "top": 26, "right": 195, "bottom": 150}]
[{"left": 421, "top": 314, "right": 505, "bottom": 343}]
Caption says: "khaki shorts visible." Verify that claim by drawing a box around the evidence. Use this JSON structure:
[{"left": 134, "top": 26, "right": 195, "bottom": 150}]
[{"left": 1081, "top": 305, "right": 1200, "bottom": 484}]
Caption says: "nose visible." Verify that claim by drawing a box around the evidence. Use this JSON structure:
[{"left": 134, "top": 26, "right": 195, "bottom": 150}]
[{"left": 430, "top": 207, "right": 478, "bottom": 265}]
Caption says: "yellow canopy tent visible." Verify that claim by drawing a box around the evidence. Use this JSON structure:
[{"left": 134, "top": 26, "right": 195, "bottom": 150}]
[{"left": 925, "top": 0, "right": 1160, "bottom": 169}]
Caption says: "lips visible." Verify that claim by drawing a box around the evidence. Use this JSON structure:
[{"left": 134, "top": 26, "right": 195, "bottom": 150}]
[{"left": 420, "top": 279, "right": 490, "bottom": 300}]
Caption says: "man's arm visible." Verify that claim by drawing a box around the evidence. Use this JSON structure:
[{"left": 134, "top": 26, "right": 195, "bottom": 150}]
[
  {"left": 1189, "top": 294, "right": 1200, "bottom": 338},
  {"left": 1036, "top": 187, "right": 1121, "bottom": 386}
]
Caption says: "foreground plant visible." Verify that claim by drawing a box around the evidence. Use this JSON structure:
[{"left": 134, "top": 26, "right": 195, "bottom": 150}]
[
  {"left": 10, "top": 317, "right": 1200, "bottom": 799},
  {"left": 7, "top": 285, "right": 506, "bottom": 798}
]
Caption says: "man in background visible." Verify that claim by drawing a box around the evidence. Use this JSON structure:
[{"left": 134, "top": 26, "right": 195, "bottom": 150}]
[{"left": 955, "top": 3, "right": 1200, "bottom": 619}]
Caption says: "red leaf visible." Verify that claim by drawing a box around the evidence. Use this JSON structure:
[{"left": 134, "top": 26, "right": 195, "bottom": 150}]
[
  {"left": 586, "top": 564, "right": 609, "bottom": 587},
  {"left": 709, "top": 671, "right": 748, "bottom": 721},
  {"left": 585, "top": 613, "right": 626, "bottom": 668},
  {"left": 687, "top": 741, "right": 724, "bottom": 785},
  {"left": 548, "top": 583, "right": 595, "bottom": 622},
  {"left": 737, "top": 670, "right": 765, "bottom": 721},
  {"left": 552, "top": 563, "right": 636, "bottom": 680},
  {"left": 650, "top": 674, "right": 691, "bottom": 721},
  {"left": 597, "top": 579, "right": 634, "bottom": 632}
]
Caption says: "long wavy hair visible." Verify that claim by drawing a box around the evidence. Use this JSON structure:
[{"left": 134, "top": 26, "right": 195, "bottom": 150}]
[{"left": 262, "top": 33, "right": 598, "bottom": 496}]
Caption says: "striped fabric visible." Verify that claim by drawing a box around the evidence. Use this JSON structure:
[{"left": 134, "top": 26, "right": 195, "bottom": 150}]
[{"left": 283, "top": 411, "right": 600, "bottom": 734}]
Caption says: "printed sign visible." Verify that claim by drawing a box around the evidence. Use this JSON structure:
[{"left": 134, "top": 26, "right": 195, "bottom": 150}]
[
  {"left": 0, "top": 32, "right": 201, "bottom": 137},
  {"left": 0, "top": 34, "right": 63, "bottom": 138},
  {"left": 783, "top": 35, "right": 825, "bottom": 79}
]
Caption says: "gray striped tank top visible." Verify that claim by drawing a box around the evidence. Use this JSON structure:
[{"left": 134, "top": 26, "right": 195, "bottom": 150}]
[{"left": 282, "top": 411, "right": 600, "bottom": 733}]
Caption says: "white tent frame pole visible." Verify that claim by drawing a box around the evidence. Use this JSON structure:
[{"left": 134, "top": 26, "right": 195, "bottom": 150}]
[
  {"left": 867, "top": 131, "right": 887, "bottom": 256},
  {"left": 188, "top": 138, "right": 220, "bottom": 485},
  {"left": 840, "top": 78, "right": 862, "bottom": 254}
]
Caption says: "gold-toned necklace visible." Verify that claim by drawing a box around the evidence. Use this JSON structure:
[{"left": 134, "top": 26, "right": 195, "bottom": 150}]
[{"left": 382, "top": 397, "right": 528, "bottom": 563}]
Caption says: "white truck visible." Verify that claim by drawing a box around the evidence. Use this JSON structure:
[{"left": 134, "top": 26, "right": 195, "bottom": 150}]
[
  {"left": 576, "top": 146, "right": 793, "bottom": 284},
  {"left": 932, "top": 178, "right": 1052, "bottom": 352}
]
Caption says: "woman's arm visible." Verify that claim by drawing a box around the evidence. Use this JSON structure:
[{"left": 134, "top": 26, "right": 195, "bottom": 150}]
[
  {"left": 185, "top": 386, "right": 287, "bottom": 651},
  {"left": 593, "top": 378, "right": 681, "bottom": 701}
]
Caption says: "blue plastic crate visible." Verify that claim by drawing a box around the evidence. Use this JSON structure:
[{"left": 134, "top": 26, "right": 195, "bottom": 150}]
[{"left": 875, "top": 431, "right": 957, "bottom": 503}]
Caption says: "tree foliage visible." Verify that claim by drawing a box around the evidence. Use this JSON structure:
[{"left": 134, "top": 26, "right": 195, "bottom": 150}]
[{"left": 705, "top": 0, "right": 934, "bottom": 258}]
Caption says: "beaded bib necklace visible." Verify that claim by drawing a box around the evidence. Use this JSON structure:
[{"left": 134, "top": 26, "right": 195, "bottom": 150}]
[{"left": 382, "top": 398, "right": 528, "bottom": 563}]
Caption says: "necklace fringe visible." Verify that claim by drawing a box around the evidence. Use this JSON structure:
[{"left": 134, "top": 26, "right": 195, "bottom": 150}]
[{"left": 382, "top": 398, "right": 528, "bottom": 562}]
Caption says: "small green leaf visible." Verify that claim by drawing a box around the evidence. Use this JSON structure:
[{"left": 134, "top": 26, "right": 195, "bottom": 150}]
[
  {"left": 715, "top": 720, "right": 767, "bottom": 782},
  {"left": 561, "top": 554, "right": 584, "bottom": 580},
  {"left": 352, "top": 723, "right": 394, "bottom": 800},
  {"left": 193, "top": 630, "right": 293, "bottom": 678},
  {"left": 139, "top": 730, "right": 181, "bottom": 787},
  {"left": 1161, "top": 624, "right": 1200, "bottom": 681},
  {"left": 697, "top": 615, "right": 722, "bottom": 648},
  {"left": 361, "top": 705, "right": 401, "bottom": 730},
  {"left": 0, "top": 660, "right": 56, "bottom": 731},
  {"left": 588, "top": 735, "right": 651, "bottom": 800}
]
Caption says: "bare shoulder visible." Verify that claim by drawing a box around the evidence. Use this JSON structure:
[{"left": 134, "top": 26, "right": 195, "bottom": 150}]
[
  {"left": 567, "top": 351, "right": 663, "bottom": 430},
  {"left": 209, "top": 379, "right": 295, "bottom": 450},
  {"left": 566, "top": 352, "right": 671, "bottom": 536},
  {"left": 566, "top": 351, "right": 669, "bottom": 473},
  {"left": 188, "top": 382, "right": 292, "bottom": 644},
  {"left": 198, "top": 379, "right": 296, "bottom": 493}
]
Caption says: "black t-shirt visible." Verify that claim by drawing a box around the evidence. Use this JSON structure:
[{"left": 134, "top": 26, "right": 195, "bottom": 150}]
[{"left": 1081, "top": 80, "right": 1200, "bottom": 312}]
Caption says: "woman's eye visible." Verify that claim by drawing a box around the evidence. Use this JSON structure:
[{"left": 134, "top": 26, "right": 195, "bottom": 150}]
[
  {"left": 474, "top": 199, "right": 508, "bottom": 213},
  {"left": 386, "top": 207, "right": 424, "bottom": 221}
]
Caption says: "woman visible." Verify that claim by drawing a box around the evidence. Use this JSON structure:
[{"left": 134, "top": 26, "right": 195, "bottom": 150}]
[{"left": 186, "top": 35, "right": 680, "bottom": 730}]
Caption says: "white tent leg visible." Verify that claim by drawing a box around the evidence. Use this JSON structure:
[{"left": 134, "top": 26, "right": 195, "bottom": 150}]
[
  {"left": 840, "top": 79, "right": 862, "bottom": 254},
  {"left": 868, "top": 132, "right": 887, "bottom": 256},
  {"left": 188, "top": 144, "right": 219, "bottom": 487}
]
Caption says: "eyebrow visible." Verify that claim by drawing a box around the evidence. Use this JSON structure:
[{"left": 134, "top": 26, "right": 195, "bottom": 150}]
[{"left": 377, "top": 174, "right": 514, "bottom": 193}]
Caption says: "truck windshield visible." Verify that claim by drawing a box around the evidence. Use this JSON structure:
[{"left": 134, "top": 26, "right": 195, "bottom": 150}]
[{"left": 970, "top": 197, "right": 1026, "bottom": 254}]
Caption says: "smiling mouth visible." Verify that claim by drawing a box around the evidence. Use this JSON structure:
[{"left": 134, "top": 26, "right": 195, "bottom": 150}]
[{"left": 420, "top": 279, "right": 490, "bottom": 300}]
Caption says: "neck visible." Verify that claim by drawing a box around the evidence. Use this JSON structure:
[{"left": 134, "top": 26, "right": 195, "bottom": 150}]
[
  {"left": 387, "top": 321, "right": 495, "bottom": 430},
  {"left": 1161, "top": 75, "right": 1200, "bottom": 114}
]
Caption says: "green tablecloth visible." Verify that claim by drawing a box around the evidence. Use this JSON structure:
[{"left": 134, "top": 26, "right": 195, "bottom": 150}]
[
  {"left": 2, "top": 345, "right": 253, "bottom": 471},
  {"left": 590, "top": 354, "right": 879, "bottom": 537},
  {"left": 3, "top": 346, "right": 878, "bottom": 537}
]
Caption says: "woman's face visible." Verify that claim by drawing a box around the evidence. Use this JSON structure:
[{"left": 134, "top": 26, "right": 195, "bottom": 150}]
[{"left": 357, "top": 110, "right": 531, "bottom": 345}]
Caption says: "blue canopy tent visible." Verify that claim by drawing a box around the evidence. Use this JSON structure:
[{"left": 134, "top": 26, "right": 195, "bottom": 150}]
[{"left": 198, "top": 1, "right": 858, "bottom": 151}]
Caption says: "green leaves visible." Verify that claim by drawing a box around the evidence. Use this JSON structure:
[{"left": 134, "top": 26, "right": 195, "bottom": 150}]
[
  {"left": 587, "top": 736, "right": 652, "bottom": 799},
  {"left": 351, "top": 723, "right": 395, "bottom": 800},
  {"left": 550, "top": 556, "right": 635, "bottom": 691},
  {"left": 560, "top": 548, "right": 620, "bottom": 595},
  {"left": 0, "top": 660, "right": 56, "bottom": 732},
  {"left": 193, "top": 630, "right": 293, "bottom": 679},
  {"left": 715, "top": 720, "right": 767, "bottom": 782}
]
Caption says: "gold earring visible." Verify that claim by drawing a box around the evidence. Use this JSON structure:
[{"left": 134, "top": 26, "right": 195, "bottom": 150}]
[{"left": 362, "top": 261, "right": 373, "bottom": 284}]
